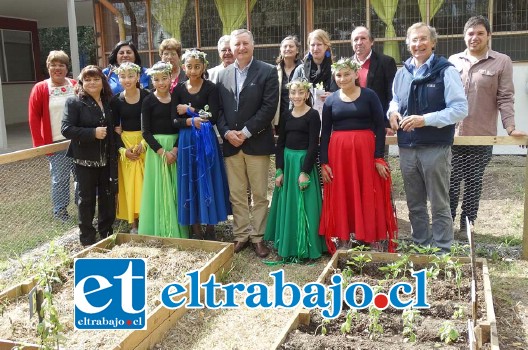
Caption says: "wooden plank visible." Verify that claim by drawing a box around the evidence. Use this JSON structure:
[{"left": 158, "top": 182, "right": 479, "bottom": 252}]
[
  {"left": 0, "top": 141, "right": 69, "bottom": 165},
  {"left": 0, "top": 340, "right": 40, "bottom": 350},
  {"left": 523, "top": 153, "right": 528, "bottom": 260},
  {"left": 385, "top": 135, "right": 528, "bottom": 146}
]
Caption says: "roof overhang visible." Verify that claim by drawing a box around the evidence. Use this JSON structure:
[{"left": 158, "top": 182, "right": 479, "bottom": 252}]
[{"left": 0, "top": 0, "right": 94, "bottom": 28}]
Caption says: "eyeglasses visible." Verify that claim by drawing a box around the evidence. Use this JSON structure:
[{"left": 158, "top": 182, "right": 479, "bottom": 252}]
[{"left": 220, "top": 48, "right": 232, "bottom": 53}]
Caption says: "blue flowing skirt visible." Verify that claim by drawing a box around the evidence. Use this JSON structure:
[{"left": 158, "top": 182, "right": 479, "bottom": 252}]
[{"left": 177, "top": 123, "right": 231, "bottom": 225}]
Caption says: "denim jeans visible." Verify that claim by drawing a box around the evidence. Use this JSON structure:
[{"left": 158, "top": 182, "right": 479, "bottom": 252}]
[{"left": 47, "top": 150, "right": 76, "bottom": 214}]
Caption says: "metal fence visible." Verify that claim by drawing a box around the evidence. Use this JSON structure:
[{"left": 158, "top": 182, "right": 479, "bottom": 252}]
[{"left": 0, "top": 137, "right": 527, "bottom": 264}]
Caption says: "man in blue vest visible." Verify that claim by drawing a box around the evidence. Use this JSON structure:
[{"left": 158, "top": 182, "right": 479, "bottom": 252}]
[{"left": 388, "top": 23, "right": 468, "bottom": 252}]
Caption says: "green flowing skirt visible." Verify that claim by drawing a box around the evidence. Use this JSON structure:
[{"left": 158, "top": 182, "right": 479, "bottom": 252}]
[
  {"left": 264, "top": 148, "right": 326, "bottom": 259},
  {"left": 138, "top": 134, "right": 189, "bottom": 238}
]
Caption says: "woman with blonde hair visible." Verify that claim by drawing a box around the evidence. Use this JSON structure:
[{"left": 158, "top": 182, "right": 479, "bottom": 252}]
[
  {"left": 273, "top": 35, "right": 302, "bottom": 131},
  {"left": 292, "top": 29, "right": 337, "bottom": 97}
]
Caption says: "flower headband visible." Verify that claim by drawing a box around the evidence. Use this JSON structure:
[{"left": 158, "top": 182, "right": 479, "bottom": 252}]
[
  {"left": 286, "top": 79, "right": 313, "bottom": 91},
  {"left": 146, "top": 61, "right": 173, "bottom": 76},
  {"left": 114, "top": 62, "right": 141, "bottom": 75},
  {"left": 181, "top": 49, "right": 209, "bottom": 67},
  {"left": 331, "top": 57, "right": 362, "bottom": 74}
]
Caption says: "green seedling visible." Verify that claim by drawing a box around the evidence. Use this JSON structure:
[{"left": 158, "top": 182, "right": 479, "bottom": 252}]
[
  {"left": 340, "top": 309, "right": 359, "bottom": 334},
  {"left": 402, "top": 308, "right": 421, "bottom": 342},
  {"left": 315, "top": 318, "right": 331, "bottom": 335},
  {"left": 346, "top": 253, "right": 372, "bottom": 275},
  {"left": 438, "top": 320, "right": 459, "bottom": 344},
  {"left": 412, "top": 244, "right": 441, "bottom": 255},
  {"left": 367, "top": 305, "right": 384, "bottom": 339},
  {"left": 450, "top": 242, "right": 470, "bottom": 256},
  {"left": 452, "top": 305, "right": 465, "bottom": 319},
  {"left": 348, "top": 244, "right": 370, "bottom": 252}
]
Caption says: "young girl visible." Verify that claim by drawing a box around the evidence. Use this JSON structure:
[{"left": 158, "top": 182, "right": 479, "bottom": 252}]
[
  {"left": 110, "top": 62, "right": 149, "bottom": 233},
  {"left": 139, "top": 61, "right": 188, "bottom": 238},
  {"left": 264, "top": 79, "right": 326, "bottom": 260},
  {"left": 319, "top": 58, "right": 397, "bottom": 253},
  {"left": 172, "top": 49, "right": 231, "bottom": 240}
]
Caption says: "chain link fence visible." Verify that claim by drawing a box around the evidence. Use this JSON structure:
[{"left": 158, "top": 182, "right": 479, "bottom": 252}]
[{"left": 0, "top": 137, "right": 526, "bottom": 266}]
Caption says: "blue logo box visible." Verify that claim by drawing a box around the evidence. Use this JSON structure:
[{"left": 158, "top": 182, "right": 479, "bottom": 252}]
[{"left": 74, "top": 258, "right": 147, "bottom": 330}]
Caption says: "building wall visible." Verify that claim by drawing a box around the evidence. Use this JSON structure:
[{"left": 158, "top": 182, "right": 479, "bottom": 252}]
[{"left": 2, "top": 84, "right": 33, "bottom": 125}]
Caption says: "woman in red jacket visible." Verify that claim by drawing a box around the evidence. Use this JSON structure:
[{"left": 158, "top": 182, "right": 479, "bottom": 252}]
[{"left": 28, "top": 50, "right": 77, "bottom": 222}]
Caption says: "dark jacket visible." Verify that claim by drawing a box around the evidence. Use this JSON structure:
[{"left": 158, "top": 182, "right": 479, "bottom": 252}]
[
  {"left": 395, "top": 55, "right": 455, "bottom": 147},
  {"left": 62, "top": 95, "right": 118, "bottom": 189},
  {"left": 216, "top": 59, "right": 279, "bottom": 157},
  {"left": 365, "top": 50, "right": 397, "bottom": 115}
]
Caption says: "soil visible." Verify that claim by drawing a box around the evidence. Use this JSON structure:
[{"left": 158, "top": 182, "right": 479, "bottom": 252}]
[
  {"left": 280, "top": 255, "right": 488, "bottom": 350},
  {"left": 0, "top": 240, "right": 215, "bottom": 350}
]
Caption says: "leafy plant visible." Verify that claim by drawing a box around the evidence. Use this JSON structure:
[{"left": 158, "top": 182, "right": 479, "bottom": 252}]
[
  {"left": 438, "top": 321, "right": 460, "bottom": 344},
  {"left": 34, "top": 243, "right": 71, "bottom": 350},
  {"left": 452, "top": 305, "right": 465, "bottom": 319},
  {"left": 450, "top": 242, "right": 470, "bottom": 256},
  {"left": 340, "top": 309, "right": 359, "bottom": 334},
  {"left": 378, "top": 254, "right": 412, "bottom": 279},
  {"left": 315, "top": 318, "right": 331, "bottom": 336},
  {"left": 348, "top": 244, "right": 370, "bottom": 252},
  {"left": 341, "top": 267, "right": 354, "bottom": 288},
  {"left": 367, "top": 305, "right": 384, "bottom": 339},
  {"left": 402, "top": 308, "right": 421, "bottom": 342},
  {"left": 411, "top": 244, "right": 441, "bottom": 255},
  {"left": 346, "top": 253, "right": 372, "bottom": 275}
]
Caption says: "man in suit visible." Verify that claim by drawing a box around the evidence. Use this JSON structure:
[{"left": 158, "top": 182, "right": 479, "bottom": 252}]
[
  {"left": 216, "top": 29, "right": 279, "bottom": 258},
  {"left": 351, "top": 26, "right": 397, "bottom": 136}
]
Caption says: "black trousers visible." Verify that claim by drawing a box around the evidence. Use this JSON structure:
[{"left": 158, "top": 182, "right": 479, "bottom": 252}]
[
  {"left": 75, "top": 163, "right": 116, "bottom": 245},
  {"left": 449, "top": 145, "right": 493, "bottom": 223}
]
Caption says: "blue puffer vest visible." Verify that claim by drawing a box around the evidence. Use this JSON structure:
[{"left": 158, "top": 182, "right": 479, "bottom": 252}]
[{"left": 394, "top": 55, "right": 455, "bottom": 148}]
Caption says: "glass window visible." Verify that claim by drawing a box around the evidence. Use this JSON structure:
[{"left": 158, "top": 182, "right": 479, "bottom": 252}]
[
  {"left": 1, "top": 30, "right": 35, "bottom": 82},
  {"left": 314, "top": 0, "right": 367, "bottom": 41},
  {"left": 251, "top": 0, "right": 301, "bottom": 46},
  {"left": 494, "top": 0, "right": 528, "bottom": 32},
  {"left": 431, "top": 0, "right": 489, "bottom": 36}
]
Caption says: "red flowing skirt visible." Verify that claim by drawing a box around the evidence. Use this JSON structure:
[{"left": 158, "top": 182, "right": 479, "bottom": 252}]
[{"left": 319, "top": 130, "right": 397, "bottom": 253}]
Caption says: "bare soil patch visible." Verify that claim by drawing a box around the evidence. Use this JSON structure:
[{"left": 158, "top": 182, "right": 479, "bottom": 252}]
[{"left": 280, "top": 255, "right": 488, "bottom": 350}]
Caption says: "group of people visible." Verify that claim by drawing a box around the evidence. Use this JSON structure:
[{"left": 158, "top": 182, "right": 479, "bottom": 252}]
[{"left": 28, "top": 15, "right": 524, "bottom": 259}]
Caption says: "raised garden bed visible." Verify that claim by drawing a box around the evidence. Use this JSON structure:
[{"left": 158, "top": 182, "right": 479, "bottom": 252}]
[
  {"left": 0, "top": 233, "right": 233, "bottom": 350},
  {"left": 274, "top": 251, "right": 498, "bottom": 350}
]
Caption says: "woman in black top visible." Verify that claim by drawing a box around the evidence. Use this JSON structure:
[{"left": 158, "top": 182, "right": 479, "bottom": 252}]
[
  {"left": 62, "top": 65, "right": 118, "bottom": 246},
  {"left": 138, "top": 61, "right": 189, "bottom": 238},
  {"left": 110, "top": 62, "right": 150, "bottom": 233},
  {"left": 264, "top": 79, "right": 326, "bottom": 260}
]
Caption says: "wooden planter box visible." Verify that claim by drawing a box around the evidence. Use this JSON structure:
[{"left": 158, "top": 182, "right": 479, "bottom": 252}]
[
  {"left": 0, "top": 233, "right": 234, "bottom": 350},
  {"left": 272, "top": 251, "right": 499, "bottom": 350}
]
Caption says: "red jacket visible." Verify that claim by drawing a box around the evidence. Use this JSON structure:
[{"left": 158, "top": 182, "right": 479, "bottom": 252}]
[{"left": 28, "top": 78, "right": 77, "bottom": 147}]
